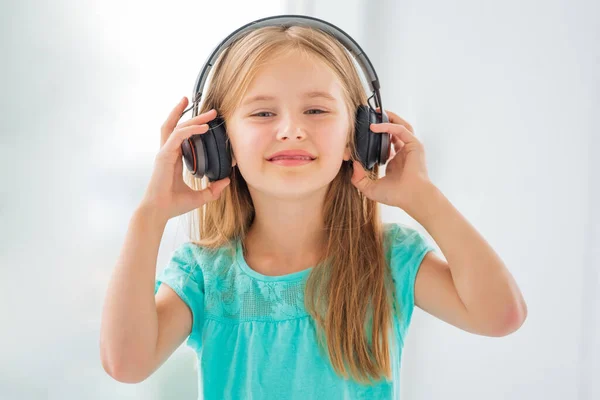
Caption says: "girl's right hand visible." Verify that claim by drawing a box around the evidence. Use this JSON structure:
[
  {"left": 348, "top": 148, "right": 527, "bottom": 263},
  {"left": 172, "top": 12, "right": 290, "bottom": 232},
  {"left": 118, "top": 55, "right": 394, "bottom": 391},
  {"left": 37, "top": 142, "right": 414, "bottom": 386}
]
[{"left": 140, "top": 97, "right": 231, "bottom": 221}]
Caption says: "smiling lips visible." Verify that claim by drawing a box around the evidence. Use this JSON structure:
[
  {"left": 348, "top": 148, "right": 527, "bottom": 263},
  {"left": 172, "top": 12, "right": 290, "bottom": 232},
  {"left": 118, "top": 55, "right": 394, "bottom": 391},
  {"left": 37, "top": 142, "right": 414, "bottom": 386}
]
[
  {"left": 270, "top": 155, "right": 313, "bottom": 161},
  {"left": 266, "top": 149, "right": 317, "bottom": 166},
  {"left": 268, "top": 157, "right": 314, "bottom": 166},
  {"left": 267, "top": 149, "right": 316, "bottom": 161}
]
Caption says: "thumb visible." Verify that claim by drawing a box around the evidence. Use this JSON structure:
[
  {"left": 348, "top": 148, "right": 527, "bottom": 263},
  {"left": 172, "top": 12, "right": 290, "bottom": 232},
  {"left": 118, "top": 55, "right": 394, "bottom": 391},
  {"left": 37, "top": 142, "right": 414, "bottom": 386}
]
[
  {"left": 201, "top": 177, "right": 231, "bottom": 203},
  {"left": 350, "top": 160, "right": 373, "bottom": 196}
]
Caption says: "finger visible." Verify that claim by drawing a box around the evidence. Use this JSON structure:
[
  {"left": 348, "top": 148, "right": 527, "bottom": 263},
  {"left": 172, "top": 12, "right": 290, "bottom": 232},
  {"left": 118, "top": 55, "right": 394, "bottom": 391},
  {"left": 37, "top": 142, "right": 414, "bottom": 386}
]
[
  {"left": 390, "top": 134, "right": 404, "bottom": 154},
  {"left": 375, "top": 107, "right": 414, "bottom": 133},
  {"left": 176, "top": 108, "right": 218, "bottom": 130},
  {"left": 181, "top": 178, "right": 230, "bottom": 211},
  {"left": 350, "top": 160, "right": 374, "bottom": 197},
  {"left": 197, "top": 178, "right": 231, "bottom": 204},
  {"left": 163, "top": 123, "right": 210, "bottom": 153},
  {"left": 385, "top": 135, "right": 403, "bottom": 163},
  {"left": 161, "top": 97, "right": 189, "bottom": 147},
  {"left": 370, "top": 122, "right": 420, "bottom": 146}
]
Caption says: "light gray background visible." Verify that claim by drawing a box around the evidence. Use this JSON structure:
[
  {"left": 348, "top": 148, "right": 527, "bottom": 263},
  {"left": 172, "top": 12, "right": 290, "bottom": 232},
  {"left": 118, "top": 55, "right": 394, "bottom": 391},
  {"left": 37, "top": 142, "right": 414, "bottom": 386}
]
[{"left": 1, "top": 0, "right": 598, "bottom": 398}]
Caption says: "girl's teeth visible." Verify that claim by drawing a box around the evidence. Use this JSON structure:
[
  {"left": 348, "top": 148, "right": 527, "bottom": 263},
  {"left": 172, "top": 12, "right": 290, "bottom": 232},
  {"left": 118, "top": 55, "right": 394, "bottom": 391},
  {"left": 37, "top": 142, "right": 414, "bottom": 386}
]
[{"left": 271, "top": 156, "right": 312, "bottom": 161}]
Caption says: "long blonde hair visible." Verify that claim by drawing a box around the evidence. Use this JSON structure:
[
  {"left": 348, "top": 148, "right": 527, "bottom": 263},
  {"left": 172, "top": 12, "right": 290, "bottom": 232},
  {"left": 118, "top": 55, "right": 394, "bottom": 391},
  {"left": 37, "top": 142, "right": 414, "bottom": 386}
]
[{"left": 183, "top": 25, "right": 398, "bottom": 385}]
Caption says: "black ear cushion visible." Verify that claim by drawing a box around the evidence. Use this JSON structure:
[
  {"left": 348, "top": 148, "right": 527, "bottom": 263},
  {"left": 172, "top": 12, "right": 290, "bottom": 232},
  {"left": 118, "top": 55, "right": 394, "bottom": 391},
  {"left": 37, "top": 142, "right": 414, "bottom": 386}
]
[
  {"left": 182, "top": 134, "right": 206, "bottom": 177},
  {"left": 355, "top": 105, "right": 383, "bottom": 170},
  {"left": 354, "top": 105, "right": 371, "bottom": 169},
  {"left": 181, "top": 116, "right": 232, "bottom": 182},
  {"left": 203, "top": 116, "right": 232, "bottom": 182}
]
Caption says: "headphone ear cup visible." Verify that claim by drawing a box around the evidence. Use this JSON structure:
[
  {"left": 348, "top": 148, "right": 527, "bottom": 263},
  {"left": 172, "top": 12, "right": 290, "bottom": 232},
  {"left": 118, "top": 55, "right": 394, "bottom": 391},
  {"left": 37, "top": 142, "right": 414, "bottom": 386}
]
[
  {"left": 181, "top": 115, "right": 232, "bottom": 182},
  {"left": 182, "top": 132, "right": 207, "bottom": 177},
  {"left": 354, "top": 105, "right": 372, "bottom": 170},
  {"left": 355, "top": 105, "right": 387, "bottom": 170},
  {"left": 204, "top": 116, "right": 232, "bottom": 182},
  {"left": 377, "top": 110, "right": 391, "bottom": 165}
]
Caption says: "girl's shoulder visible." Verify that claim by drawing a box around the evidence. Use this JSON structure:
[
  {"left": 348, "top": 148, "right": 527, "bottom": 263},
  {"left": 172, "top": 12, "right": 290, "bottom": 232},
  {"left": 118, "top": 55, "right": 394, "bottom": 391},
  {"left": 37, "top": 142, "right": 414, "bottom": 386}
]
[
  {"left": 382, "top": 221, "right": 437, "bottom": 272},
  {"left": 159, "top": 239, "right": 237, "bottom": 280},
  {"left": 383, "top": 221, "right": 432, "bottom": 248},
  {"left": 178, "top": 238, "right": 236, "bottom": 267}
]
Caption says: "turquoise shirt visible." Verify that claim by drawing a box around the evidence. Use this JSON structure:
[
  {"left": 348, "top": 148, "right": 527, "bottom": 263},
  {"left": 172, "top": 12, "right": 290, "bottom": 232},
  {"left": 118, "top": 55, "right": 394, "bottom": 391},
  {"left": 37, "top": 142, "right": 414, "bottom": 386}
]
[{"left": 154, "top": 222, "right": 436, "bottom": 399}]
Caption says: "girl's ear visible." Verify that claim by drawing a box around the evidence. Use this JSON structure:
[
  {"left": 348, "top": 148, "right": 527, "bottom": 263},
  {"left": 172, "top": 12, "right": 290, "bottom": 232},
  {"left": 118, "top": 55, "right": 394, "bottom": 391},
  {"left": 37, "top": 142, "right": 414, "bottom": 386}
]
[
  {"left": 227, "top": 143, "right": 237, "bottom": 167},
  {"left": 343, "top": 146, "right": 351, "bottom": 161}
]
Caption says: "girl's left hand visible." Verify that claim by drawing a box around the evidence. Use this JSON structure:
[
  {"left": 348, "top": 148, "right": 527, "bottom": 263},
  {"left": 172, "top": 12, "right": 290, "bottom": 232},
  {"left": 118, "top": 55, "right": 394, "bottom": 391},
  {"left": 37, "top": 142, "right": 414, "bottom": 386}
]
[{"left": 350, "top": 108, "right": 433, "bottom": 209}]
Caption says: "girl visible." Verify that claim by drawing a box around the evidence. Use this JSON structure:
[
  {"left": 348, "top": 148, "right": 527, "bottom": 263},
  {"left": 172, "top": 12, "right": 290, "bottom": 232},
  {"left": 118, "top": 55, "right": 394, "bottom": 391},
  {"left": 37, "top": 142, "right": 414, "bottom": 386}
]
[{"left": 100, "top": 22, "right": 527, "bottom": 400}]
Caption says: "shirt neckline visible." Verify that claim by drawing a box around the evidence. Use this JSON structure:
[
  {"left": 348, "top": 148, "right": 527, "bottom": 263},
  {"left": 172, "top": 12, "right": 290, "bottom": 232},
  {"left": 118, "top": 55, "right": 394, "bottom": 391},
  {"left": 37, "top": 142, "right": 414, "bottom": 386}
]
[{"left": 235, "top": 237, "right": 314, "bottom": 282}]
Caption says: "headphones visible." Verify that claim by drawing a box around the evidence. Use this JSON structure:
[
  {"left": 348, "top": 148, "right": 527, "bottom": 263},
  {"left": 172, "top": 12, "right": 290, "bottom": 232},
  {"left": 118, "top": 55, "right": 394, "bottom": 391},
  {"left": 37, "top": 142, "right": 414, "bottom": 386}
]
[{"left": 180, "top": 14, "right": 391, "bottom": 182}]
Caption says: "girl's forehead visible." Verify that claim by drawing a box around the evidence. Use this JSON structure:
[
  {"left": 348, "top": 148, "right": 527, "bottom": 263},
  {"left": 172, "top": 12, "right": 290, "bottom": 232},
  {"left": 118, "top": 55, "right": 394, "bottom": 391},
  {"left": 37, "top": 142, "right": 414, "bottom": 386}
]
[{"left": 244, "top": 56, "right": 343, "bottom": 97}]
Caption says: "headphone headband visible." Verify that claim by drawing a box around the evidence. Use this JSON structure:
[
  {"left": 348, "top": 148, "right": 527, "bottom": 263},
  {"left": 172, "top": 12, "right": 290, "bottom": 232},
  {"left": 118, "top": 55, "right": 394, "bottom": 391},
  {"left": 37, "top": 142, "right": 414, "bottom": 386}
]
[{"left": 186, "top": 14, "right": 383, "bottom": 118}]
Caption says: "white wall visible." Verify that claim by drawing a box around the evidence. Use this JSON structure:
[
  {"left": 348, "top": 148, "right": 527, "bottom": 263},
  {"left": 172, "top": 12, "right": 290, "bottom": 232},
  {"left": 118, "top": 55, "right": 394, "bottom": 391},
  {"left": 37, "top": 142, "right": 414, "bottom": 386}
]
[
  {"left": 306, "top": 0, "right": 599, "bottom": 399},
  {"left": 581, "top": 53, "right": 599, "bottom": 399}
]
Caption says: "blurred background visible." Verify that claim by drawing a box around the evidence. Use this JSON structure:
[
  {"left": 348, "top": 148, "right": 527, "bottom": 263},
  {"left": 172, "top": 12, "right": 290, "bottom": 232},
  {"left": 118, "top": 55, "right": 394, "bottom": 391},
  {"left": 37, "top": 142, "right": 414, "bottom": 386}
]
[{"left": 1, "top": 0, "right": 598, "bottom": 398}]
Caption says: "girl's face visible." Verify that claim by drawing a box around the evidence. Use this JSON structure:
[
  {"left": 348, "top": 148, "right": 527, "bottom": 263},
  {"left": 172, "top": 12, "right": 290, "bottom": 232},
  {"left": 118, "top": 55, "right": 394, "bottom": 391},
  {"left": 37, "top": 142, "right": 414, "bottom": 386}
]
[{"left": 227, "top": 51, "right": 352, "bottom": 198}]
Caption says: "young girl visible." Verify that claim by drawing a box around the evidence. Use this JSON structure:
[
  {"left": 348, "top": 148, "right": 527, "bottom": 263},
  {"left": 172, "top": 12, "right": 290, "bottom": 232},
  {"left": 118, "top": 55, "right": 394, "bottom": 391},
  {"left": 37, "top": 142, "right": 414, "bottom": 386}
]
[{"left": 100, "top": 21, "right": 527, "bottom": 400}]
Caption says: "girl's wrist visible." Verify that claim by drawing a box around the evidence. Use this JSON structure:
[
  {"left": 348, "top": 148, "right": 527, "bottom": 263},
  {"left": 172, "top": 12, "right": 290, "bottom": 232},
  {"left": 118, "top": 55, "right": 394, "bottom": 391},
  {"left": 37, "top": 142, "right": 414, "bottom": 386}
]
[{"left": 135, "top": 201, "right": 171, "bottom": 227}]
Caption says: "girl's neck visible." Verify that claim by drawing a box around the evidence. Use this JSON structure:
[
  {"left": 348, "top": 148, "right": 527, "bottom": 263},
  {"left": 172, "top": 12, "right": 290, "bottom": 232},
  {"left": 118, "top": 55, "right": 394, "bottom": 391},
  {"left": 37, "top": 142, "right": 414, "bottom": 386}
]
[{"left": 242, "top": 186, "right": 329, "bottom": 274}]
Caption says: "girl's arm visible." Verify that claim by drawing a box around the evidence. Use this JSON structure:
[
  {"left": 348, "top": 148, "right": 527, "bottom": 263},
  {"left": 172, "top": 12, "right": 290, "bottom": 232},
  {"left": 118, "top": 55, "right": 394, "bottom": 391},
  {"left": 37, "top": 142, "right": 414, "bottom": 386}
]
[
  {"left": 410, "top": 183, "right": 528, "bottom": 336},
  {"left": 100, "top": 203, "right": 192, "bottom": 383}
]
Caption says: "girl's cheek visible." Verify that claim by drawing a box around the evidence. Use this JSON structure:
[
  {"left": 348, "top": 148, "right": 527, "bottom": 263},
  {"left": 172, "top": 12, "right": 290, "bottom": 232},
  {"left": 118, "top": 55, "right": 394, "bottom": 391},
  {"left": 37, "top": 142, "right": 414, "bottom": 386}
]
[
  {"left": 319, "top": 127, "right": 346, "bottom": 148},
  {"left": 234, "top": 131, "right": 267, "bottom": 162},
  {"left": 245, "top": 132, "right": 265, "bottom": 150}
]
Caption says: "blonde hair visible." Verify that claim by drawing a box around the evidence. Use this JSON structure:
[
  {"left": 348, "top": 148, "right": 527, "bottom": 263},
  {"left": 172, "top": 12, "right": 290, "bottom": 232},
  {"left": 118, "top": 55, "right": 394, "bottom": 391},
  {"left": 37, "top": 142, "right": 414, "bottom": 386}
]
[{"left": 184, "top": 25, "right": 398, "bottom": 384}]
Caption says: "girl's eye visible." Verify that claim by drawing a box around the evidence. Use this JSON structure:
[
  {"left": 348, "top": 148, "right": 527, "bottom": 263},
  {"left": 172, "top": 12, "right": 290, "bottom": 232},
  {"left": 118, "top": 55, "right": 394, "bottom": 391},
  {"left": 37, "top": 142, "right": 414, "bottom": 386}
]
[
  {"left": 251, "top": 110, "right": 328, "bottom": 117},
  {"left": 252, "top": 111, "right": 274, "bottom": 117}
]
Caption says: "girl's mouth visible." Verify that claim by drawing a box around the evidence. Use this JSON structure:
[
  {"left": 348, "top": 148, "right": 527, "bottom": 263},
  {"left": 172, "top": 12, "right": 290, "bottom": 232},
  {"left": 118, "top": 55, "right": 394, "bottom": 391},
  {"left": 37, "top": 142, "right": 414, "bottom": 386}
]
[{"left": 268, "top": 157, "right": 315, "bottom": 166}]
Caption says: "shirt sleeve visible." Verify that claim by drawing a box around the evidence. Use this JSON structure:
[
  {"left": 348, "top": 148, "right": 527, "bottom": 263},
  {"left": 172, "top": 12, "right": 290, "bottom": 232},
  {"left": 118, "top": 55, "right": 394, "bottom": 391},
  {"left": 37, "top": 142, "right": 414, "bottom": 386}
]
[
  {"left": 154, "top": 241, "right": 205, "bottom": 350},
  {"left": 386, "top": 222, "right": 437, "bottom": 344}
]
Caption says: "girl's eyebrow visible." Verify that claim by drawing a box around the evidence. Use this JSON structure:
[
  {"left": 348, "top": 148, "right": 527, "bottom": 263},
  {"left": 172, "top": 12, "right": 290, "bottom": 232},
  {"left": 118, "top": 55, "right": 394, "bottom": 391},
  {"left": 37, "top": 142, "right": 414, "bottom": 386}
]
[{"left": 241, "top": 91, "right": 337, "bottom": 106}]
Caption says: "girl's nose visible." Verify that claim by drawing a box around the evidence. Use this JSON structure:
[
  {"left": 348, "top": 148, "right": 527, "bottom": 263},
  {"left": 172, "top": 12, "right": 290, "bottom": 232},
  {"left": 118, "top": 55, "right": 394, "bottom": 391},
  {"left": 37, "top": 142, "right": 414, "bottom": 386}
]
[{"left": 276, "top": 115, "right": 307, "bottom": 141}]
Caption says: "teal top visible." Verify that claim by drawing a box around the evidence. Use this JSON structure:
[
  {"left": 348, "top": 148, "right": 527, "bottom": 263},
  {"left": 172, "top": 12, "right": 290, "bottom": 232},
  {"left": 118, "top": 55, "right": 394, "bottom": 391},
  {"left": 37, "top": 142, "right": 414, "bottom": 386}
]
[{"left": 154, "top": 222, "right": 436, "bottom": 400}]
